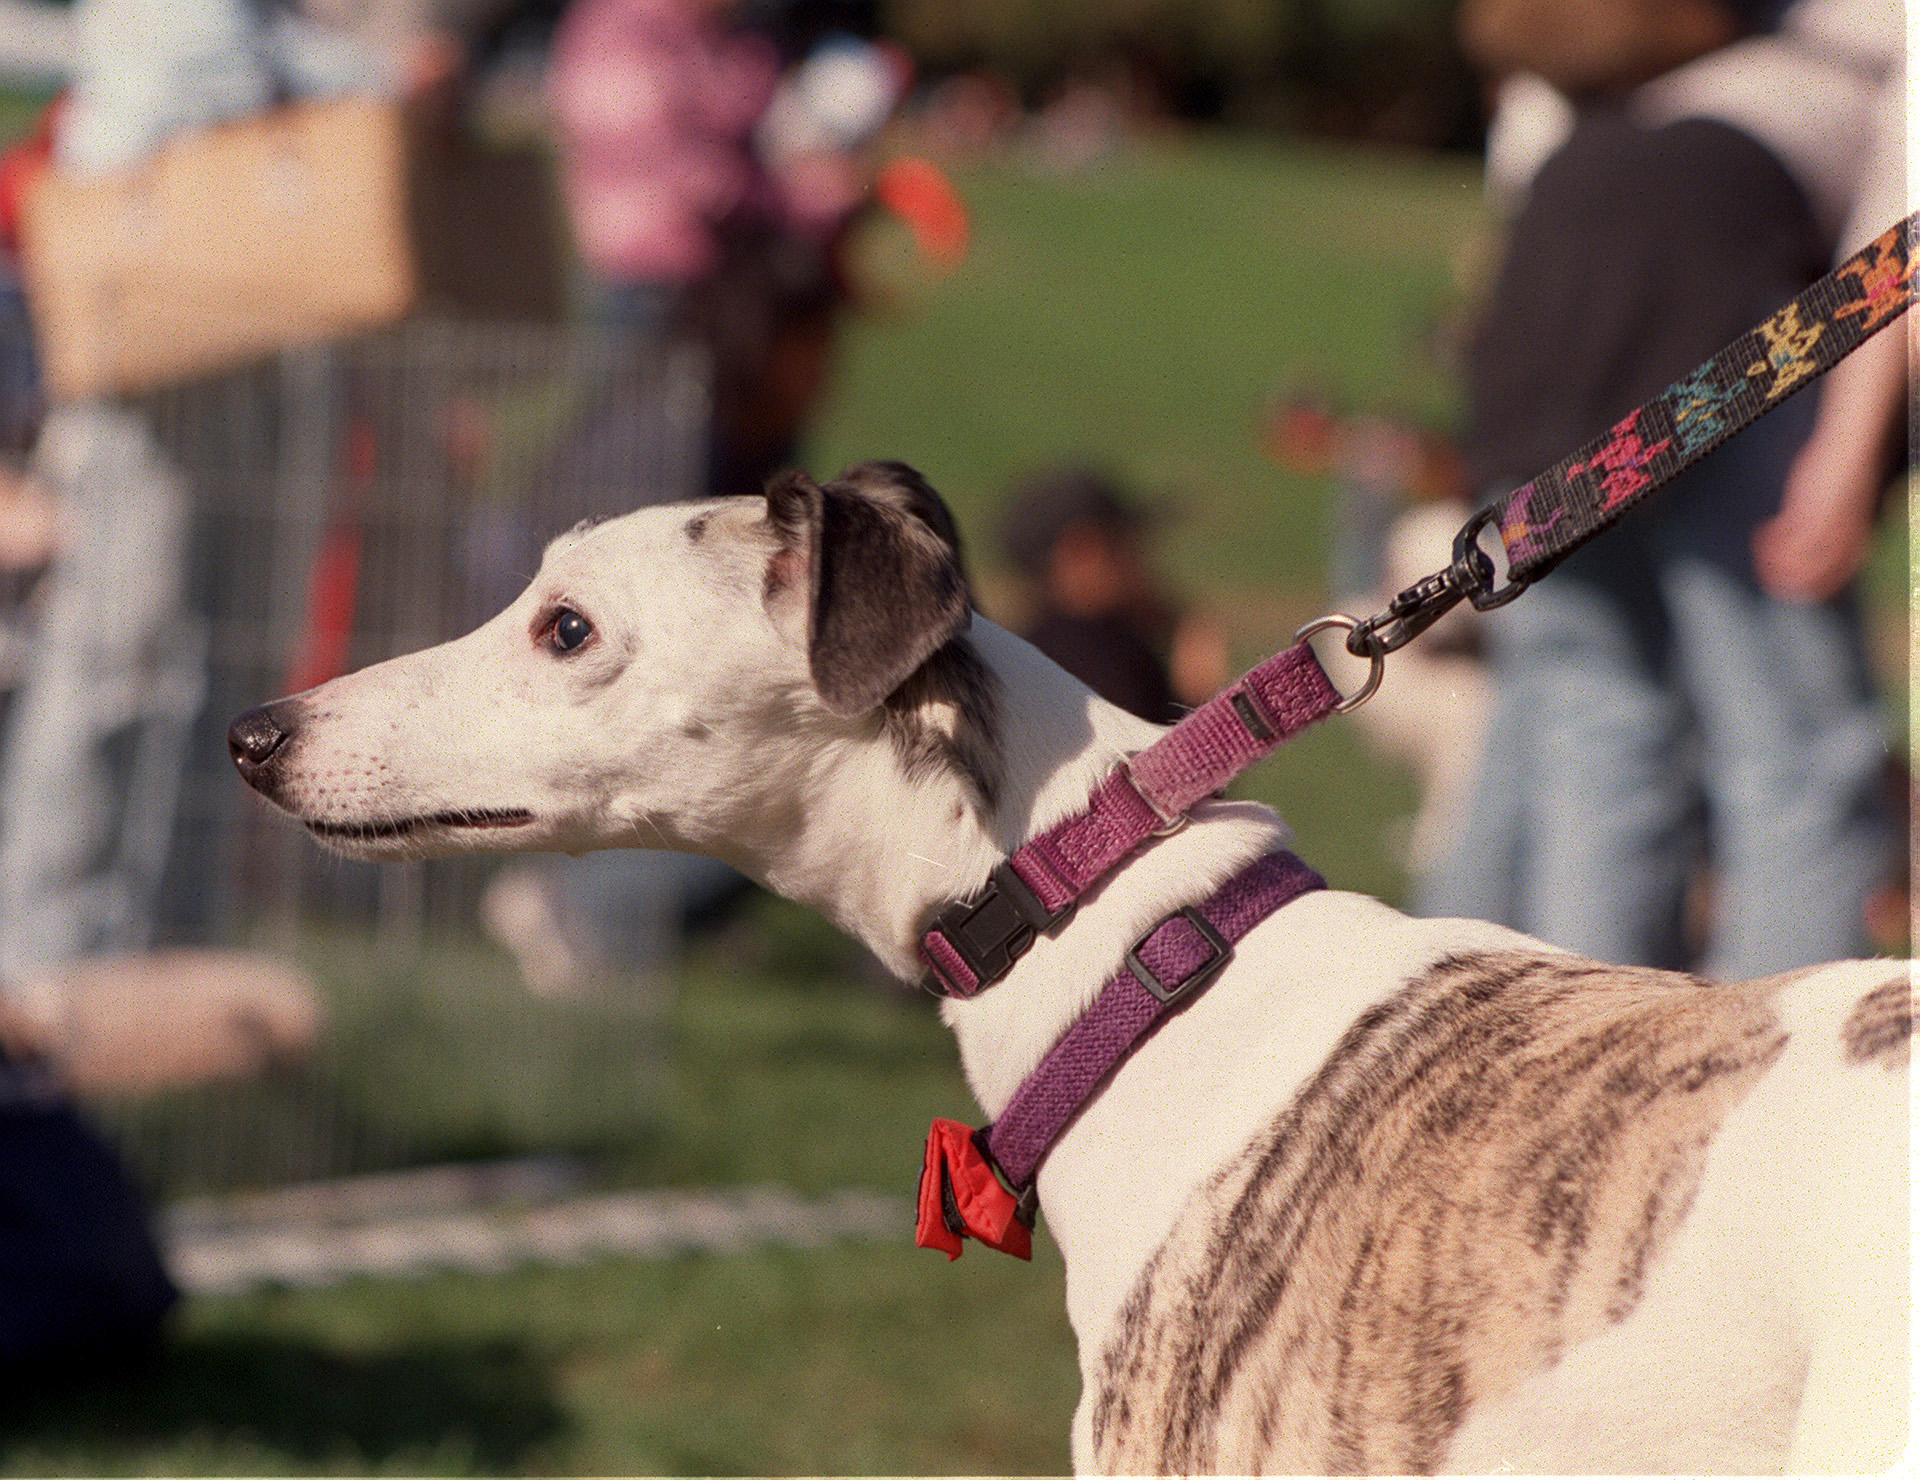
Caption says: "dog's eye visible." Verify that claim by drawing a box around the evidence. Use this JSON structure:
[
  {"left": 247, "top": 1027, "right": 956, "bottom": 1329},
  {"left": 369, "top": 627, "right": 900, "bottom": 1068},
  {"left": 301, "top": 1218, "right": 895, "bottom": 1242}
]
[{"left": 545, "top": 608, "right": 594, "bottom": 654}]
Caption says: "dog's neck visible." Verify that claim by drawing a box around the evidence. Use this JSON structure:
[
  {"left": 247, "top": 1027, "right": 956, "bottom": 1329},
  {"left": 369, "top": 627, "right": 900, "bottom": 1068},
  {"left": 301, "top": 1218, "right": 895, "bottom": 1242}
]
[
  {"left": 745, "top": 620, "right": 1154, "bottom": 975},
  {"left": 724, "top": 609, "right": 1297, "bottom": 1389},
  {"left": 740, "top": 618, "right": 1290, "bottom": 1113}
]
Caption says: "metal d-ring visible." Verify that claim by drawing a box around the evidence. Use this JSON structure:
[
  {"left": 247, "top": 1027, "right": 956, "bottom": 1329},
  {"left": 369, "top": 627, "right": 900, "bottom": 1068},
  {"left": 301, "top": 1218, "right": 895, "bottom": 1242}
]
[{"left": 1294, "top": 615, "right": 1386, "bottom": 713}]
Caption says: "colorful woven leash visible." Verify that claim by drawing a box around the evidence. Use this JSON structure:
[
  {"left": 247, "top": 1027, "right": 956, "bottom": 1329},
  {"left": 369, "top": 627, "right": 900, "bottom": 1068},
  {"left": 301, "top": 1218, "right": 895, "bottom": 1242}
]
[
  {"left": 1498, "top": 211, "right": 1916, "bottom": 586},
  {"left": 915, "top": 211, "right": 1917, "bottom": 1259},
  {"left": 1353, "top": 211, "right": 1917, "bottom": 657}
]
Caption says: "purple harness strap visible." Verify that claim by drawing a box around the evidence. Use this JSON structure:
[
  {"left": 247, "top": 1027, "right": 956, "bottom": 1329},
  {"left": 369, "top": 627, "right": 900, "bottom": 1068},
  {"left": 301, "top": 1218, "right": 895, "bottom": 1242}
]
[
  {"left": 911, "top": 643, "right": 1336, "bottom": 1238},
  {"left": 919, "top": 640, "right": 1340, "bottom": 998},
  {"left": 985, "top": 848, "right": 1324, "bottom": 1192}
]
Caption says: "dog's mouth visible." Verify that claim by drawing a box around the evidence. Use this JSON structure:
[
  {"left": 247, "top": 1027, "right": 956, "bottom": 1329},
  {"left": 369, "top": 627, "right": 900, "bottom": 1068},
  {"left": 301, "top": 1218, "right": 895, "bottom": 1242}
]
[{"left": 304, "top": 807, "right": 537, "bottom": 846}]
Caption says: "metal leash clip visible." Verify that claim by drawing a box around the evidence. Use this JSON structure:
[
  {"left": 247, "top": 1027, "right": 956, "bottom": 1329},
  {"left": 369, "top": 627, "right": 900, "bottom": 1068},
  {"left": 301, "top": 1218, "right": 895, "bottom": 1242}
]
[{"left": 1346, "top": 504, "right": 1531, "bottom": 660}]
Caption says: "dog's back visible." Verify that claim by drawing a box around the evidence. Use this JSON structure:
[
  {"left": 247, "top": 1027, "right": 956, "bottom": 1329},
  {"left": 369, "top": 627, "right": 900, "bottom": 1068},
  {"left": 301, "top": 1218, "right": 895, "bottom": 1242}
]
[{"left": 1089, "top": 955, "right": 1910, "bottom": 1474}]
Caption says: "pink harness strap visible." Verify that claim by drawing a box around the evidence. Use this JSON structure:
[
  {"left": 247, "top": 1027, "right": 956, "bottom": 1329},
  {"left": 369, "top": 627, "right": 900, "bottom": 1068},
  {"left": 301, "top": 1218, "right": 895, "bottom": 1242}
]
[{"left": 919, "top": 640, "right": 1340, "bottom": 998}]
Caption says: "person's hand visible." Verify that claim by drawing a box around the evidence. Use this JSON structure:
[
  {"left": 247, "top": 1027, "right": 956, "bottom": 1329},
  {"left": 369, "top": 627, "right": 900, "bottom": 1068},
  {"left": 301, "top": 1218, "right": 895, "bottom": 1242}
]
[
  {"left": 1752, "top": 429, "right": 1883, "bottom": 602},
  {"left": 1752, "top": 326, "right": 1908, "bottom": 603}
]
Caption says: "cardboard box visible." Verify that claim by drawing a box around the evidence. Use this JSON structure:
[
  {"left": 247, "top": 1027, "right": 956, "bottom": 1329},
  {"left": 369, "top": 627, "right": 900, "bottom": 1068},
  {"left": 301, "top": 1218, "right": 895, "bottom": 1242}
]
[{"left": 19, "top": 95, "right": 563, "bottom": 401}]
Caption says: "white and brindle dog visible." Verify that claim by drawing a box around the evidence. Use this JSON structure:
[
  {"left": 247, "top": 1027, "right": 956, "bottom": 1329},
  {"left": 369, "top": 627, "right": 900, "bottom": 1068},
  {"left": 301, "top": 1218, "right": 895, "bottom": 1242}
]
[{"left": 230, "top": 462, "right": 1911, "bottom": 1475}]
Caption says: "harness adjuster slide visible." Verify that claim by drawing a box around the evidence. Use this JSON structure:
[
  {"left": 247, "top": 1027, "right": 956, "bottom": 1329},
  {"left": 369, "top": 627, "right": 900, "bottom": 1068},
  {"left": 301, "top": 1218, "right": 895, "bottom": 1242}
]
[
  {"left": 1126, "top": 906, "right": 1233, "bottom": 1004},
  {"left": 1119, "top": 755, "right": 1189, "bottom": 835},
  {"left": 926, "top": 861, "right": 1074, "bottom": 991}
]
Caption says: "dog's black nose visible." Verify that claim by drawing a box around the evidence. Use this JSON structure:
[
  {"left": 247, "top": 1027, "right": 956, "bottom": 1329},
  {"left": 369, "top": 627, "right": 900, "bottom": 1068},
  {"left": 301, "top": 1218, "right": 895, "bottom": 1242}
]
[{"left": 229, "top": 703, "right": 295, "bottom": 789}]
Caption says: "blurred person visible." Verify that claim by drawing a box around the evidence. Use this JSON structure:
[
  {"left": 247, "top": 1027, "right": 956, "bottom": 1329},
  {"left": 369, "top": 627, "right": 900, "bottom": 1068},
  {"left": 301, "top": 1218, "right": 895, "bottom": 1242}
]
[
  {"left": 539, "top": 0, "right": 902, "bottom": 502},
  {"left": 0, "top": 82, "right": 178, "bottom": 1376},
  {"left": 1426, "top": 0, "right": 1904, "bottom": 977},
  {"left": 0, "top": 0, "right": 485, "bottom": 1378},
  {"left": 0, "top": 0, "right": 447, "bottom": 985},
  {"left": 0, "top": 0, "right": 433, "bottom": 1364},
  {"left": 685, "top": 222, "right": 843, "bottom": 496},
  {"left": 546, "top": 0, "right": 783, "bottom": 338},
  {"left": 1635, "top": 0, "right": 1907, "bottom": 612},
  {"left": 528, "top": 0, "right": 899, "bottom": 532},
  {"left": 546, "top": 0, "right": 903, "bottom": 332},
  {"left": 998, "top": 465, "right": 1227, "bottom": 725}
]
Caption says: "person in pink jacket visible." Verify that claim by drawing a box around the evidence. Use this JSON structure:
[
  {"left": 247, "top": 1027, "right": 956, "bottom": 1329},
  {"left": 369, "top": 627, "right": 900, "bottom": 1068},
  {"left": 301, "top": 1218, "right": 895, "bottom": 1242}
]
[{"left": 547, "top": 0, "right": 782, "bottom": 336}]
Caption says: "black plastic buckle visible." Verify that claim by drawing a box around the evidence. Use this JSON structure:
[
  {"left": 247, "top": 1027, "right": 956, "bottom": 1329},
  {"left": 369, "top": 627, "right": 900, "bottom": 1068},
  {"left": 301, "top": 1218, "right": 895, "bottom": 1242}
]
[
  {"left": 926, "top": 861, "right": 1075, "bottom": 993},
  {"left": 1126, "top": 906, "right": 1233, "bottom": 1005}
]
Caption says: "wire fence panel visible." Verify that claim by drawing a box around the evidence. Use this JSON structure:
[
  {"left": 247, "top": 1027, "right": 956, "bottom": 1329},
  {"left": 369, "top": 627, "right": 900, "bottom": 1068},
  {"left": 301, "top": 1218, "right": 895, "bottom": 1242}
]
[
  {"left": 2, "top": 318, "right": 709, "bottom": 1198},
  {"left": 146, "top": 319, "right": 709, "bottom": 946}
]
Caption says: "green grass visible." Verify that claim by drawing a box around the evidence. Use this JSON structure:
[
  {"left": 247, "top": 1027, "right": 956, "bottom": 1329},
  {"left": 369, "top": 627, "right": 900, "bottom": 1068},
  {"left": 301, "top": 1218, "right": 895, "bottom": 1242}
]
[
  {"left": 13, "top": 133, "right": 1489, "bottom": 1475},
  {"left": 98, "top": 897, "right": 985, "bottom": 1199},
  {"left": 25, "top": 900, "right": 1079, "bottom": 1477},
  {"left": 813, "top": 131, "right": 1486, "bottom": 593},
  {"left": 4, "top": 1244, "right": 1079, "bottom": 1476}
]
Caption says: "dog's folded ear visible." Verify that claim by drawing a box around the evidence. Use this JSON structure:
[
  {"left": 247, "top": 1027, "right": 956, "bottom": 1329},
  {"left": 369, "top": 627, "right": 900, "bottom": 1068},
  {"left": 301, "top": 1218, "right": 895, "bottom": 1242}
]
[{"left": 764, "top": 462, "right": 973, "bottom": 717}]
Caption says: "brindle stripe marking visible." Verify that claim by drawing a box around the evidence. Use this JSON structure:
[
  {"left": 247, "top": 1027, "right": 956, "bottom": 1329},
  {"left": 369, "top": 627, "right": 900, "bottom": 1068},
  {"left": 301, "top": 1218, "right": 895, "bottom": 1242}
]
[
  {"left": 1091, "top": 951, "right": 1792, "bottom": 1475},
  {"left": 1842, "top": 971, "right": 1913, "bottom": 1066}
]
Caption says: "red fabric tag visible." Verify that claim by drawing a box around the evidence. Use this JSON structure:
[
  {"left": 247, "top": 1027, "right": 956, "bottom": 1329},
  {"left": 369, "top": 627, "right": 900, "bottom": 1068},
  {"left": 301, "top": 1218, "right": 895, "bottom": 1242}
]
[{"left": 915, "top": 1119, "right": 1032, "bottom": 1261}]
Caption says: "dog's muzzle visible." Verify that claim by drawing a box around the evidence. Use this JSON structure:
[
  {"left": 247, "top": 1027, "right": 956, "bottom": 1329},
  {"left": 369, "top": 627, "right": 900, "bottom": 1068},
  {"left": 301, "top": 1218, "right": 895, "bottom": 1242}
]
[{"left": 228, "top": 702, "right": 300, "bottom": 798}]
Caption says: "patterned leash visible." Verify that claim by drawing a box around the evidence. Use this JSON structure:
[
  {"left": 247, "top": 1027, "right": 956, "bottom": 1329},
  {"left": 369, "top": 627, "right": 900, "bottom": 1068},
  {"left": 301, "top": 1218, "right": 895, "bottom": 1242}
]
[
  {"left": 1347, "top": 210, "right": 1917, "bottom": 667},
  {"left": 921, "top": 210, "right": 1916, "bottom": 1006}
]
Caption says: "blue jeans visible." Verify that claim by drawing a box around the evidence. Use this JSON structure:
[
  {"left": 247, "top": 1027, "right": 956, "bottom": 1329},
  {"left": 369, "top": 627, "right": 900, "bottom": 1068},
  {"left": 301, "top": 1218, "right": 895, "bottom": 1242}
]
[
  {"left": 1421, "top": 404, "right": 1892, "bottom": 978},
  {"left": 0, "top": 405, "right": 202, "bottom": 983}
]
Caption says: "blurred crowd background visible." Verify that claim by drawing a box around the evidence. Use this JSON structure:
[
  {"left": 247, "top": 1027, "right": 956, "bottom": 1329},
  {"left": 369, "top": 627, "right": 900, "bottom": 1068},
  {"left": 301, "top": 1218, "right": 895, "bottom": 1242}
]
[{"left": 0, "top": 0, "right": 1906, "bottom": 1471}]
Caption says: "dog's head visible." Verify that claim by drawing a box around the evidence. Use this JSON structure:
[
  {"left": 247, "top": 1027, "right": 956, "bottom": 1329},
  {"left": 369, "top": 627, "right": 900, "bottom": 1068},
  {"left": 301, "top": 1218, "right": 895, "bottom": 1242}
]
[{"left": 229, "top": 460, "right": 995, "bottom": 864}]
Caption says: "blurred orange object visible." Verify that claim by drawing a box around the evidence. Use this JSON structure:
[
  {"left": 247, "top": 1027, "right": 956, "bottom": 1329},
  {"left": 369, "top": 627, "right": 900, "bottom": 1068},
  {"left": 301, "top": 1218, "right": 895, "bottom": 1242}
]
[
  {"left": 0, "top": 95, "right": 61, "bottom": 255},
  {"left": 875, "top": 156, "right": 970, "bottom": 270}
]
